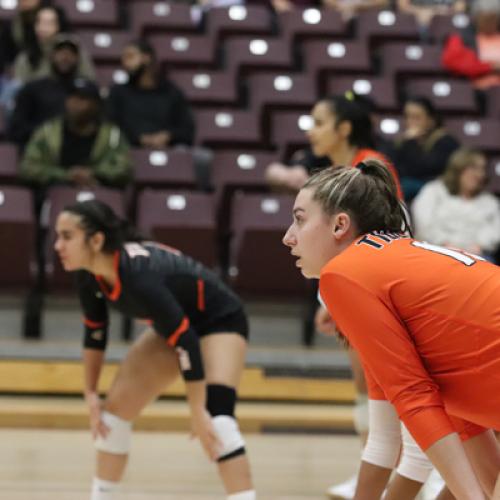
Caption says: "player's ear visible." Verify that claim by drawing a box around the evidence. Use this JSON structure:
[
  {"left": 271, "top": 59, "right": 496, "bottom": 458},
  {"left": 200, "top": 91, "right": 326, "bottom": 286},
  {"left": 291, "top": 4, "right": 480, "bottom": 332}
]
[
  {"left": 332, "top": 212, "right": 351, "bottom": 239},
  {"left": 89, "top": 231, "right": 105, "bottom": 253}
]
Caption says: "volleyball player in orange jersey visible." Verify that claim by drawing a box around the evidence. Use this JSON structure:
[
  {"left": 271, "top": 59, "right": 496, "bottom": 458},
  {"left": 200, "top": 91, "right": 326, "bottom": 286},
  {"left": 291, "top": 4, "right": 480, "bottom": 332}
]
[{"left": 283, "top": 159, "right": 500, "bottom": 500}]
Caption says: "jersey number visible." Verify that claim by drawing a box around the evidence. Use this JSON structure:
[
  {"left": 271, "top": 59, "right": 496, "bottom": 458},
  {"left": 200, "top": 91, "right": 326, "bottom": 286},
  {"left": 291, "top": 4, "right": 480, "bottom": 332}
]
[{"left": 411, "top": 241, "right": 484, "bottom": 266}]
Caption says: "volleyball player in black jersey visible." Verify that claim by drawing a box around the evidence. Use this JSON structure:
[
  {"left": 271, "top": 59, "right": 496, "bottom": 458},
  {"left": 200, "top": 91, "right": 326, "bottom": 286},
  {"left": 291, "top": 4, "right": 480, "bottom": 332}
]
[{"left": 54, "top": 200, "right": 255, "bottom": 500}]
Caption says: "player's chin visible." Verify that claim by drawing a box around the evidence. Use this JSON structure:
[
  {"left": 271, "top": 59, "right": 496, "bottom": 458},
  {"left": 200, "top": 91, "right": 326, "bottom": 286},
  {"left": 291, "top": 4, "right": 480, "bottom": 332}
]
[{"left": 299, "top": 266, "right": 318, "bottom": 280}]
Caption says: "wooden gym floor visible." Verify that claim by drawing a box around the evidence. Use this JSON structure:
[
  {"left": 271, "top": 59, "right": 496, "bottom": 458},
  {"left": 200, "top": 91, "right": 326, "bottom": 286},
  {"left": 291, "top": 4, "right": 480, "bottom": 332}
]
[{"left": 0, "top": 429, "right": 360, "bottom": 499}]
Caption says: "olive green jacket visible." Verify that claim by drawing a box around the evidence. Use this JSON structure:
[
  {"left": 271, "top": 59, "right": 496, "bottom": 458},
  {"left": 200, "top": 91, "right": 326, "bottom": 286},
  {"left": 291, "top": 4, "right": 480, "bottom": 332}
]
[{"left": 20, "top": 118, "right": 132, "bottom": 188}]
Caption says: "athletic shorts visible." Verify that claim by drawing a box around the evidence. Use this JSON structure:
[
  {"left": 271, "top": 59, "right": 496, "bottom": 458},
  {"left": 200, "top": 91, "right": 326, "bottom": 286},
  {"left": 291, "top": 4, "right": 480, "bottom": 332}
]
[{"left": 197, "top": 307, "right": 249, "bottom": 340}]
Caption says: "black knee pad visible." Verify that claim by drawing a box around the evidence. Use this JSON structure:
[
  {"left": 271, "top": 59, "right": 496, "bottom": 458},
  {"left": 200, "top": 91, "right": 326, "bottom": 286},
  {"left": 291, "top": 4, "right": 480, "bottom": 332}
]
[
  {"left": 206, "top": 384, "right": 246, "bottom": 462},
  {"left": 206, "top": 384, "right": 237, "bottom": 417}
]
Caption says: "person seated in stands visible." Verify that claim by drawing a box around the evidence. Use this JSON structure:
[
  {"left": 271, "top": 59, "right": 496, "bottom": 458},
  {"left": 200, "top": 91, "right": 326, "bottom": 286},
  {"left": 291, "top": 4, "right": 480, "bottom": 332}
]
[
  {"left": 397, "top": 0, "right": 466, "bottom": 33},
  {"left": 321, "top": 0, "right": 390, "bottom": 21},
  {"left": 13, "top": 5, "right": 94, "bottom": 83},
  {"left": 0, "top": 0, "right": 48, "bottom": 74},
  {"left": 20, "top": 78, "right": 131, "bottom": 190},
  {"left": 412, "top": 147, "right": 500, "bottom": 260},
  {"left": 107, "top": 40, "right": 195, "bottom": 149},
  {"left": 8, "top": 35, "right": 87, "bottom": 148},
  {"left": 442, "top": 0, "right": 500, "bottom": 90},
  {"left": 390, "top": 96, "right": 459, "bottom": 201},
  {"left": 265, "top": 93, "right": 400, "bottom": 195}
]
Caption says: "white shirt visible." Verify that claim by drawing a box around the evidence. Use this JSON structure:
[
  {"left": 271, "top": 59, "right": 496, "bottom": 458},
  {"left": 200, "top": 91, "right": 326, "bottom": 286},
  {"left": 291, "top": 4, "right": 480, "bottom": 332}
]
[{"left": 412, "top": 179, "right": 500, "bottom": 253}]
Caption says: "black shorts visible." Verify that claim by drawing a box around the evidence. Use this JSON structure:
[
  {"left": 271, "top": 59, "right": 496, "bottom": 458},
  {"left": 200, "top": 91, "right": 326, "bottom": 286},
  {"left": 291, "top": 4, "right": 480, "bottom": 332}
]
[{"left": 197, "top": 307, "right": 249, "bottom": 340}]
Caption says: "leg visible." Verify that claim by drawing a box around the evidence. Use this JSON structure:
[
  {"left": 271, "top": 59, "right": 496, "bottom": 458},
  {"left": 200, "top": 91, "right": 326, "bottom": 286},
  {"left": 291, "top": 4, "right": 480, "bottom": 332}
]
[
  {"left": 436, "top": 486, "right": 456, "bottom": 500},
  {"left": 201, "top": 332, "right": 254, "bottom": 498},
  {"left": 93, "top": 330, "right": 179, "bottom": 494}
]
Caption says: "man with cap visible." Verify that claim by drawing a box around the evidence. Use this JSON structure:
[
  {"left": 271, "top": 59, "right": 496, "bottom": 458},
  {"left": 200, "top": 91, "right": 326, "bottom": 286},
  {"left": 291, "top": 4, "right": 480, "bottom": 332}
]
[
  {"left": 9, "top": 34, "right": 86, "bottom": 148},
  {"left": 20, "top": 77, "right": 132, "bottom": 190}
]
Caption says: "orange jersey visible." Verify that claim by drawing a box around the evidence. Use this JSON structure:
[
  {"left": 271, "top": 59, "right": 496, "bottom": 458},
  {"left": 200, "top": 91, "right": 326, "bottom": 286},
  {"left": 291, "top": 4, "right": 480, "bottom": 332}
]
[
  {"left": 352, "top": 149, "right": 403, "bottom": 200},
  {"left": 319, "top": 233, "right": 500, "bottom": 450}
]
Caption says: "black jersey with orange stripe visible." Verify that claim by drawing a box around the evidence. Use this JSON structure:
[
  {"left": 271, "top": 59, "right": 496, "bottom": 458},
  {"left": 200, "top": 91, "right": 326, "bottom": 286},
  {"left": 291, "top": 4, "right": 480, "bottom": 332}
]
[{"left": 76, "top": 241, "right": 244, "bottom": 380}]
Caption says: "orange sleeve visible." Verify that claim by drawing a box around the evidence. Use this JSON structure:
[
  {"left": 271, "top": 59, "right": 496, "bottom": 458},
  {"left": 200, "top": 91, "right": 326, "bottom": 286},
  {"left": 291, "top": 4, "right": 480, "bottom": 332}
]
[
  {"left": 363, "top": 363, "right": 386, "bottom": 400},
  {"left": 320, "top": 271, "right": 455, "bottom": 451},
  {"left": 448, "top": 415, "right": 488, "bottom": 442}
]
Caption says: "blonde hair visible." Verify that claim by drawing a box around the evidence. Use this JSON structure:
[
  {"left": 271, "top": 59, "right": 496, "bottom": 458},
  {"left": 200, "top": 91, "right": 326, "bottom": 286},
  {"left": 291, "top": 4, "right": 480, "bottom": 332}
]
[
  {"left": 303, "top": 159, "right": 410, "bottom": 235},
  {"left": 441, "top": 148, "right": 486, "bottom": 196}
]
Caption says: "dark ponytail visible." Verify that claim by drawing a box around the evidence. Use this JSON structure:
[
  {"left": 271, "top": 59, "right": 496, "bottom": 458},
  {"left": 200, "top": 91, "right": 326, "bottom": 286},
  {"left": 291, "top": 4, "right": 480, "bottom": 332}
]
[
  {"left": 304, "top": 159, "right": 412, "bottom": 236},
  {"left": 324, "top": 94, "right": 375, "bottom": 149},
  {"left": 63, "top": 199, "right": 143, "bottom": 253}
]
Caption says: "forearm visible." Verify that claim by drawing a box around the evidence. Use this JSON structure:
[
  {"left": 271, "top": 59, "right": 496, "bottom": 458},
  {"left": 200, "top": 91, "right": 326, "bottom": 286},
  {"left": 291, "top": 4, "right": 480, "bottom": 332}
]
[
  {"left": 426, "top": 433, "right": 485, "bottom": 499},
  {"left": 354, "top": 461, "right": 392, "bottom": 500},
  {"left": 83, "top": 348, "right": 105, "bottom": 396}
]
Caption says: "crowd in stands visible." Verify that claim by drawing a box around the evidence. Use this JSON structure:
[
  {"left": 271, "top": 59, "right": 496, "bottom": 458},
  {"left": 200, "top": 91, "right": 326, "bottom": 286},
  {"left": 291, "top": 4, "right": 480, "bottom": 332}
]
[{"left": 1, "top": 0, "right": 500, "bottom": 300}]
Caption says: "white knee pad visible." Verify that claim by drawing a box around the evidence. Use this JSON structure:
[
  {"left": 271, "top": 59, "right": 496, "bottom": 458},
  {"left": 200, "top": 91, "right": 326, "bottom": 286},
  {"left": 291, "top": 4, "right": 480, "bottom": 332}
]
[
  {"left": 95, "top": 411, "right": 132, "bottom": 455},
  {"left": 361, "top": 400, "right": 401, "bottom": 469},
  {"left": 353, "top": 394, "right": 369, "bottom": 434},
  {"left": 227, "top": 490, "right": 256, "bottom": 500},
  {"left": 397, "top": 424, "right": 433, "bottom": 483},
  {"left": 212, "top": 415, "right": 246, "bottom": 460}
]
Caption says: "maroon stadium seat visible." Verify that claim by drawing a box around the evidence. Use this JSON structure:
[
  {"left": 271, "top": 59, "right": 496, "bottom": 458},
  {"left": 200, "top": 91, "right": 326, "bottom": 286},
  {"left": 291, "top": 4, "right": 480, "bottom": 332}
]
[
  {"left": 405, "top": 78, "right": 477, "bottom": 114},
  {"left": 43, "top": 186, "right": 125, "bottom": 290},
  {"left": 0, "top": 0, "right": 15, "bottom": 21},
  {"left": 212, "top": 150, "right": 276, "bottom": 230},
  {"left": 225, "top": 36, "right": 293, "bottom": 77},
  {"left": 0, "top": 143, "right": 19, "bottom": 183},
  {"left": 132, "top": 148, "right": 197, "bottom": 190},
  {"left": 206, "top": 5, "right": 272, "bottom": 41},
  {"left": 228, "top": 192, "right": 308, "bottom": 296},
  {"left": 0, "top": 186, "right": 35, "bottom": 289},
  {"left": 56, "top": 0, "right": 119, "bottom": 28},
  {"left": 136, "top": 189, "right": 217, "bottom": 268},
  {"left": 373, "top": 114, "right": 404, "bottom": 142},
  {"left": 278, "top": 8, "right": 346, "bottom": 43},
  {"left": 381, "top": 43, "right": 444, "bottom": 78},
  {"left": 149, "top": 33, "right": 217, "bottom": 69},
  {"left": 428, "top": 13, "right": 471, "bottom": 43},
  {"left": 195, "top": 109, "right": 261, "bottom": 148},
  {"left": 168, "top": 69, "right": 239, "bottom": 107},
  {"left": 302, "top": 40, "right": 371, "bottom": 82},
  {"left": 445, "top": 118, "right": 500, "bottom": 153},
  {"left": 326, "top": 75, "right": 398, "bottom": 111},
  {"left": 129, "top": 1, "right": 196, "bottom": 36},
  {"left": 94, "top": 64, "right": 128, "bottom": 88},
  {"left": 485, "top": 87, "right": 500, "bottom": 119},
  {"left": 271, "top": 110, "right": 312, "bottom": 157},
  {"left": 248, "top": 72, "right": 316, "bottom": 114},
  {"left": 487, "top": 156, "right": 500, "bottom": 196},
  {"left": 78, "top": 30, "right": 130, "bottom": 64},
  {"left": 357, "top": 9, "right": 420, "bottom": 45}
]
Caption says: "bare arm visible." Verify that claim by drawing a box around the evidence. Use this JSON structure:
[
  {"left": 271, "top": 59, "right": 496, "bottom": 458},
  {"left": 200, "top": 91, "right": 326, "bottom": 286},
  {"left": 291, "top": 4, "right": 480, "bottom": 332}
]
[{"left": 426, "top": 433, "right": 485, "bottom": 500}]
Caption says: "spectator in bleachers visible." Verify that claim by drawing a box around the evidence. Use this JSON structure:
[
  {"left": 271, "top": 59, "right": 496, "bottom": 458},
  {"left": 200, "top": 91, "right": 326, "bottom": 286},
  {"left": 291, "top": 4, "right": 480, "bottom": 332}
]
[
  {"left": 20, "top": 78, "right": 131, "bottom": 189},
  {"left": 397, "top": 0, "right": 466, "bottom": 33},
  {"left": 107, "top": 40, "right": 195, "bottom": 149},
  {"left": 390, "top": 96, "right": 459, "bottom": 201},
  {"left": 13, "top": 5, "right": 95, "bottom": 83},
  {"left": 266, "top": 93, "right": 400, "bottom": 194},
  {"left": 412, "top": 147, "right": 500, "bottom": 259},
  {"left": 442, "top": 0, "right": 500, "bottom": 89},
  {"left": 321, "top": 0, "right": 390, "bottom": 21},
  {"left": 8, "top": 34, "right": 86, "bottom": 148},
  {"left": 0, "top": 0, "right": 47, "bottom": 74}
]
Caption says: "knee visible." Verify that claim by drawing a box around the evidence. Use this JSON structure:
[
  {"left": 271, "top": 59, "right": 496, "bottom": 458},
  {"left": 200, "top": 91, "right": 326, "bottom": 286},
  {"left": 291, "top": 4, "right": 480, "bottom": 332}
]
[
  {"left": 207, "top": 384, "right": 246, "bottom": 462},
  {"left": 95, "top": 411, "right": 132, "bottom": 455}
]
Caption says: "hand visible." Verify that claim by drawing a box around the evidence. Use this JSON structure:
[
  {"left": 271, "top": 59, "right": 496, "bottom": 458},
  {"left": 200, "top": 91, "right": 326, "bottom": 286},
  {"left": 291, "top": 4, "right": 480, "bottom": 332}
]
[
  {"left": 190, "top": 408, "right": 222, "bottom": 461},
  {"left": 67, "top": 167, "right": 95, "bottom": 187},
  {"left": 85, "top": 392, "right": 109, "bottom": 440},
  {"left": 272, "top": 0, "right": 294, "bottom": 12},
  {"left": 140, "top": 131, "right": 171, "bottom": 148},
  {"left": 314, "top": 306, "right": 338, "bottom": 336}
]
